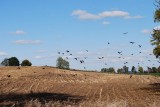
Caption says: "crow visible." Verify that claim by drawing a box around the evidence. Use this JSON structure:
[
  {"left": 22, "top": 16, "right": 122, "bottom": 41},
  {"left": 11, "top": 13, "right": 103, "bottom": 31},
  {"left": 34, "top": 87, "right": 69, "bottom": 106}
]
[
  {"left": 74, "top": 58, "right": 78, "bottom": 60},
  {"left": 138, "top": 45, "right": 142, "bottom": 48},
  {"left": 66, "top": 50, "right": 70, "bottom": 53},
  {"left": 129, "top": 42, "right": 135, "bottom": 44},
  {"left": 80, "top": 60, "right": 84, "bottom": 63},
  {"left": 123, "top": 32, "right": 128, "bottom": 34}
]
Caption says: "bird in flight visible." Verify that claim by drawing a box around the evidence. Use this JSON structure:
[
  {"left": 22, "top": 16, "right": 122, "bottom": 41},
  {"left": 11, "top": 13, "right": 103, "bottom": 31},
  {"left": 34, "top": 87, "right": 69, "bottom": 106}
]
[
  {"left": 107, "top": 42, "right": 110, "bottom": 45},
  {"left": 74, "top": 58, "right": 78, "bottom": 60},
  {"left": 138, "top": 45, "right": 142, "bottom": 48},
  {"left": 129, "top": 42, "right": 135, "bottom": 44},
  {"left": 123, "top": 32, "right": 128, "bottom": 34},
  {"left": 66, "top": 50, "right": 70, "bottom": 53}
]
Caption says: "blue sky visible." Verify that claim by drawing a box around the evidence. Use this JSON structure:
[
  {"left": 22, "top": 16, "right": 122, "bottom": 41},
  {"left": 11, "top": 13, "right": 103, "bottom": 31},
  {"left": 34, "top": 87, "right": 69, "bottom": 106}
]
[{"left": 0, "top": 0, "right": 159, "bottom": 71}]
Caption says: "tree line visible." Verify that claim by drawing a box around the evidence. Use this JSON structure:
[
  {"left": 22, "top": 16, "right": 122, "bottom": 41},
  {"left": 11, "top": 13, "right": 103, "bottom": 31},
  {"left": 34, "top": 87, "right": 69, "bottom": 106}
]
[
  {"left": 101, "top": 66, "right": 160, "bottom": 74},
  {"left": 1, "top": 57, "right": 32, "bottom": 66}
]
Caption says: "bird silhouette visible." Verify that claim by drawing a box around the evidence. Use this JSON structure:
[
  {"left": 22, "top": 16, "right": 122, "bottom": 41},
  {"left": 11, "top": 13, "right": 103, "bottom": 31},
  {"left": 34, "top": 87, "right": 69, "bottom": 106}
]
[
  {"left": 138, "top": 45, "right": 142, "bottom": 48},
  {"left": 80, "top": 60, "right": 84, "bottom": 63},
  {"left": 107, "top": 42, "right": 110, "bottom": 45},
  {"left": 66, "top": 50, "right": 70, "bottom": 53},
  {"left": 129, "top": 42, "right": 135, "bottom": 44},
  {"left": 123, "top": 32, "right": 128, "bottom": 34},
  {"left": 74, "top": 58, "right": 78, "bottom": 60}
]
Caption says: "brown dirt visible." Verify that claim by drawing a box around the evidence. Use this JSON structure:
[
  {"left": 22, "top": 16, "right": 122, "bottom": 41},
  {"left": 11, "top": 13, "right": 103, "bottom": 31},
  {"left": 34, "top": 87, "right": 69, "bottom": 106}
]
[{"left": 0, "top": 66, "right": 160, "bottom": 107}]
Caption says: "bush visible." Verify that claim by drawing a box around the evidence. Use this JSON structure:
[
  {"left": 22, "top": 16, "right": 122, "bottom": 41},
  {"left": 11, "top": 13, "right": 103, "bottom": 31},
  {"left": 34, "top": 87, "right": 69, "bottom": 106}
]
[{"left": 21, "top": 59, "right": 32, "bottom": 66}]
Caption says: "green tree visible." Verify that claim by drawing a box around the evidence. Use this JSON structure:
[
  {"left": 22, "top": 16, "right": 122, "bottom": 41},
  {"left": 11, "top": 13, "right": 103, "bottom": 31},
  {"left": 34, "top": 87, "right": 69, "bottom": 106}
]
[
  {"left": 123, "top": 66, "right": 129, "bottom": 73},
  {"left": 131, "top": 66, "right": 136, "bottom": 73},
  {"left": 21, "top": 59, "right": 32, "bottom": 66},
  {"left": 56, "top": 57, "right": 69, "bottom": 69},
  {"left": 138, "top": 66, "right": 143, "bottom": 73},
  {"left": 101, "top": 67, "right": 115, "bottom": 73},
  {"left": 1, "top": 58, "right": 9, "bottom": 66},
  {"left": 151, "top": 0, "right": 160, "bottom": 58},
  {"left": 117, "top": 68, "right": 123, "bottom": 74},
  {"left": 152, "top": 67, "right": 157, "bottom": 73},
  {"left": 8, "top": 57, "right": 20, "bottom": 66}
]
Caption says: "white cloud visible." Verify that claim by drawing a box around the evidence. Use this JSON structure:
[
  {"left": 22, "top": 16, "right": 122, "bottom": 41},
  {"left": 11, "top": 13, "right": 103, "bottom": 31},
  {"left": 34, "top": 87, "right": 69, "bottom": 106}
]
[
  {"left": 72, "top": 9, "right": 143, "bottom": 20},
  {"left": 154, "top": 26, "right": 160, "bottom": 30},
  {"left": 10, "top": 30, "right": 26, "bottom": 35},
  {"left": 124, "top": 15, "right": 143, "bottom": 19},
  {"left": 0, "top": 52, "right": 7, "bottom": 56},
  {"left": 102, "top": 21, "right": 110, "bottom": 25},
  {"left": 142, "top": 29, "right": 152, "bottom": 34},
  {"left": 14, "top": 40, "right": 42, "bottom": 44},
  {"left": 36, "top": 50, "right": 47, "bottom": 53},
  {"left": 99, "top": 11, "right": 129, "bottom": 18},
  {"left": 35, "top": 56, "right": 44, "bottom": 59},
  {"left": 72, "top": 10, "right": 100, "bottom": 20}
]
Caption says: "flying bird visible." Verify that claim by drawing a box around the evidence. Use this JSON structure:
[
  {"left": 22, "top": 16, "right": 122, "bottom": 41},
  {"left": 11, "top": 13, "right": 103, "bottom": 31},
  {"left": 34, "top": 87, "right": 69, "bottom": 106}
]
[
  {"left": 129, "top": 42, "right": 135, "bottom": 44},
  {"left": 107, "top": 42, "right": 110, "bottom": 45},
  {"left": 123, "top": 32, "right": 128, "bottom": 34},
  {"left": 138, "top": 45, "right": 142, "bottom": 48},
  {"left": 66, "top": 50, "right": 70, "bottom": 53},
  {"left": 80, "top": 60, "right": 84, "bottom": 63},
  {"left": 74, "top": 58, "right": 78, "bottom": 60}
]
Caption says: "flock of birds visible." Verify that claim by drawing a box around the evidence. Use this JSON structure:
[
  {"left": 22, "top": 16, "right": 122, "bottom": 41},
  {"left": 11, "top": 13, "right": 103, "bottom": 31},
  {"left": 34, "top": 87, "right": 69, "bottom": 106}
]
[{"left": 57, "top": 32, "right": 160, "bottom": 70}]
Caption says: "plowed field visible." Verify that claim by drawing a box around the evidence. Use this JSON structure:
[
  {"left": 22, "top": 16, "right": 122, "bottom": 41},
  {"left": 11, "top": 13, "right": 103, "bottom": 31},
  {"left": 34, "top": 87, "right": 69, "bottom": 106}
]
[{"left": 0, "top": 66, "right": 160, "bottom": 107}]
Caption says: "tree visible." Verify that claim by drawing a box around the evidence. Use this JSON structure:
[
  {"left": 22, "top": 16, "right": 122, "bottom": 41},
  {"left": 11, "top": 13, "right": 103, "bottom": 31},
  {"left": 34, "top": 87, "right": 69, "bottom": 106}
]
[
  {"left": 117, "top": 68, "right": 123, "bottom": 74},
  {"left": 123, "top": 66, "right": 129, "bottom": 73},
  {"left": 151, "top": 0, "right": 160, "bottom": 58},
  {"left": 21, "top": 59, "right": 32, "bottom": 66},
  {"left": 8, "top": 57, "right": 20, "bottom": 66},
  {"left": 101, "top": 67, "right": 115, "bottom": 73},
  {"left": 131, "top": 66, "right": 136, "bottom": 73},
  {"left": 152, "top": 67, "right": 157, "bottom": 73},
  {"left": 1, "top": 58, "right": 9, "bottom": 66},
  {"left": 56, "top": 57, "right": 69, "bottom": 69},
  {"left": 138, "top": 66, "right": 143, "bottom": 73}
]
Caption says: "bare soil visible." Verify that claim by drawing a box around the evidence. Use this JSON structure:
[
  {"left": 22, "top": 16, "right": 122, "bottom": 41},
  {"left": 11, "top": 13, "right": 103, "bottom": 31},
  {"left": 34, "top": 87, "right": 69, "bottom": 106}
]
[{"left": 0, "top": 66, "right": 160, "bottom": 107}]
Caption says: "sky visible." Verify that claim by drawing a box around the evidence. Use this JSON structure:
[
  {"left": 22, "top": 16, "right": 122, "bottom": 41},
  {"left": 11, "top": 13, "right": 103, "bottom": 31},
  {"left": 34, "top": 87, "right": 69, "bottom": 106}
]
[{"left": 0, "top": 0, "right": 159, "bottom": 71}]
